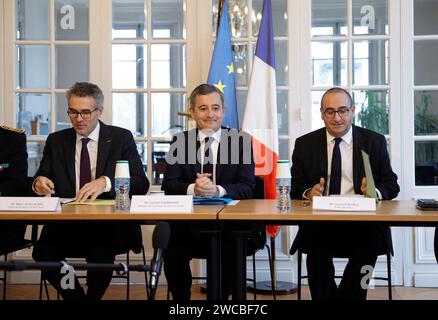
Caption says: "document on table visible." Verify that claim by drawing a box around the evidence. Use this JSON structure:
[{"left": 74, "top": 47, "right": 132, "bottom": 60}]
[{"left": 64, "top": 199, "right": 115, "bottom": 206}]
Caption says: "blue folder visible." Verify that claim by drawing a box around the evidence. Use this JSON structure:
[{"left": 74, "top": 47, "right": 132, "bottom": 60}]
[{"left": 193, "top": 197, "right": 234, "bottom": 205}]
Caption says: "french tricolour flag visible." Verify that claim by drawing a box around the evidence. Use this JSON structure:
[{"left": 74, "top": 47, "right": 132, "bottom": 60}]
[{"left": 242, "top": 0, "right": 280, "bottom": 238}]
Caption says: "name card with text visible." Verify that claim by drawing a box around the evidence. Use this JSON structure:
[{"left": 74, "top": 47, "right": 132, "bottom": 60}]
[
  {"left": 0, "top": 197, "right": 61, "bottom": 212},
  {"left": 313, "top": 196, "right": 376, "bottom": 212},
  {"left": 130, "top": 195, "right": 193, "bottom": 213}
]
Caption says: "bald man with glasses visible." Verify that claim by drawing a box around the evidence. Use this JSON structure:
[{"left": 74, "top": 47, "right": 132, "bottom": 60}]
[
  {"left": 289, "top": 87, "right": 399, "bottom": 300},
  {"left": 31, "top": 82, "right": 149, "bottom": 300}
]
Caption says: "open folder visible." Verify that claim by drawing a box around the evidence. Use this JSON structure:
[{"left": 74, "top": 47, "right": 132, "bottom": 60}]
[{"left": 193, "top": 197, "right": 234, "bottom": 205}]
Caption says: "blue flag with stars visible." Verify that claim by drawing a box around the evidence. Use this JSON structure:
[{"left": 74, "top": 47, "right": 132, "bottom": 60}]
[{"left": 207, "top": 0, "right": 238, "bottom": 129}]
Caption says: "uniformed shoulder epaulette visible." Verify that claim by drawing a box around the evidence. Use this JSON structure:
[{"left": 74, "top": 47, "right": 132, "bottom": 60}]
[{"left": 0, "top": 125, "right": 25, "bottom": 134}]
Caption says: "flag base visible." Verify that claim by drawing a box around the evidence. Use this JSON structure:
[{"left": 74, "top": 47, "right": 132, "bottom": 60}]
[{"left": 247, "top": 281, "right": 297, "bottom": 295}]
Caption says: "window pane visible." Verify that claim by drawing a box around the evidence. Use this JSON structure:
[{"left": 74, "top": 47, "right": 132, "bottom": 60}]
[
  {"left": 56, "top": 45, "right": 89, "bottom": 89},
  {"left": 16, "top": 93, "right": 51, "bottom": 136},
  {"left": 312, "top": 41, "right": 347, "bottom": 86},
  {"left": 353, "top": 90, "right": 389, "bottom": 135},
  {"left": 279, "top": 138, "right": 289, "bottom": 162},
  {"left": 352, "top": 0, "right": 388, "bottom": 35},
  {"left": 55, "top": 93, "right": 73, "bottom": 132},
  {"left": 152, "top": 0, "right": 185, "bottom": 39},
  {"left": 55, "top": 0, "right": 89, "bottom": 40},
  {"left": 277, "top": 89, "right": 288, "bottom": 135},
  {"left": 113, "top": 93, "right": 147, "bottom": 136},
  {"left": 232, "top": 43, "right": 248, "bottom": 86},
  {"left": 414, "top": 90, "right": 438, "bottom": 136},
  {"left": 112, "top": 44, "right": 147, "bottom": 89},
  {"left": 312, "top": 0, "right": 347, "bottom": 36},
  {"left": 16, "top": 0, "right": 50, "bottom": 40},
  {"left": 275, "top": 40, "right": 288, "bottom": 86},
  {"left": 236, "top": 89, "right": 247, "bottom": 129},
  {"left": 151, "top": 93, "right": 186, "bottom": 137},
  {"left": 415, "top": 141, "right": 438, "bottom": 186},
  {"left": 16, "top": 45, "right": 50, "bottom": 89},
  {"left": 353, "top": 40, "right": 388, "bottom": 86},
  {"left": 136, "top": 142, "right": 147, "bottom": 174},
  {"left": 27, "top": 141, "right": 45, "bottom": 177},
  {"left": 415, "top": 40, "right": 438, "bottom": 86},
  {"left": 414, "top": 0, "right": 438, "bottom": 36},
  {"left": 151, "top": 44, "right": 186, "bottom": 89},
  {"left": 311, "top": 91, "right": 325, "bottom": 131},
  {"left": 252, "top": 0, "right": 287, "bottom": 37},
  {"left": 152, "top": 141, "right": 170, "bottom": 185},
  {"left": 112, "top": 0, "right": 146, "bottom": 40}
]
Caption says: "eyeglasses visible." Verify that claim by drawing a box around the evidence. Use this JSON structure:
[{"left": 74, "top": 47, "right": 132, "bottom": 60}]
[
  {"left": 67, "top": 107, "right": 99, "bottom": 119},
  {"left": 322, "top": 107, "right": 351, "bottom": 118}
]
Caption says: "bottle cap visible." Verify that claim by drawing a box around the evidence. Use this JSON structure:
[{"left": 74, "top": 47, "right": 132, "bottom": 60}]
[
  {"left": 276, "top": 160, "right": 291, "bottom": 179},
  {"left": 115, "top": 160, "right": 130, "bottom": 178}
]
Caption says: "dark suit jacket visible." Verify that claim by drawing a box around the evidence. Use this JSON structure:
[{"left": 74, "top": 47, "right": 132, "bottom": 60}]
[
  {"left": 289, "top": 125, "right": 400, "bottom": 256},
  {"left": 0, "top": 126, "right": 28, "bottom": 251},
  {"left": 161, "top": 128, "right": 255, "bottom": 199},
  {"left": 0, "top": 126, "right": 28, "bottom": 196},
  {"left": 33, "top": 121, "right": 149, "bottom": 255}
]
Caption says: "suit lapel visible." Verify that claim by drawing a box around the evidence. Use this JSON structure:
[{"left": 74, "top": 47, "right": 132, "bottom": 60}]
[
  {"left": 65, "top": 129, "right": 76, "bottom": 188},
  {"left": 96, "top": 121, "right": 112, "bottom": 177},
  {"left": 193, "top": 129, "right": 201, "bottom": 177},
  {"left": 215, "top": 129, "right": 228, "bottom": 184},
  {"left": 352, "top": 125, "right": 364, "bottom": 192},
  {"left": 318, "top": 129, "right": 328, "bottom": 182}
]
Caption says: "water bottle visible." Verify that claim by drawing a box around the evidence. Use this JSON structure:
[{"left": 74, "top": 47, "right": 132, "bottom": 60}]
[
  {"left": 276, "top": 160, "right": 291, "bottom": 211},
  {"left": 115, "top": 160, "right": 131, "bottom": 211}
]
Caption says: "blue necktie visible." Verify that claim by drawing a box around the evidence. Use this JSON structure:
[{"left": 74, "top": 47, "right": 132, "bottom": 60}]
[
  {"left": 80, "top": 138, "right": 91, "bottom": 189},
  {"left": 329, "top": 138, "right": 342, "bottom": 195}
]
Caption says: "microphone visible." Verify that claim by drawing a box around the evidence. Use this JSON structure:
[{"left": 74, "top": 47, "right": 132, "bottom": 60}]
[{"left": 149, "top": 221, "right": 171, "bottom": 300}]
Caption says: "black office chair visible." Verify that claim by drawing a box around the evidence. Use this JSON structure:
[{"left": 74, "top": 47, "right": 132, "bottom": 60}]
[
  {"left": 294, "top": 227, "right": 393, "bottom": 300},
  {"left": 0, "top": 224, "right": 38, "bottom": 300},
  {"left": 39, "top": 245, "right": 148, "bottom": 300}
]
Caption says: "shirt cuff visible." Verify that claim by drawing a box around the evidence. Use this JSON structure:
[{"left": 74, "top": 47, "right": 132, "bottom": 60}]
[
  {"left": 376, "top": 188, "right": 383, "bottom": 201},
  {"left": 302, "top": 188, "right": 312, "bottom": 200},
  {"left": 187, "top": 183, "right": 196, "bottom": 195},
  {"left": 103, "top": 176, "right": 112, "bottom": 192},
  {"left": 217, "top": 185, "right": 227, "bottom": 197}
]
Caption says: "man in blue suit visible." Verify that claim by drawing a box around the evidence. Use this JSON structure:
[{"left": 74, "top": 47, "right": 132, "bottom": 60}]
[{"left": 32, "top": 82, "right": 149, "bottom": 300}]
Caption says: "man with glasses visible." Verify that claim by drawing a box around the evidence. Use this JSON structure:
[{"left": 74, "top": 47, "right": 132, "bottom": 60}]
[
  {"left": 32, "top": 82, "right": 149, "bottom": 300},
  {"left": 289, "top": 87, "right": 399, "bottom": 300}
]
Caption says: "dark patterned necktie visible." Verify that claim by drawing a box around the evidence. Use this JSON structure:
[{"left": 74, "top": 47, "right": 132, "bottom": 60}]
[
  {"left": 203, "top": 137, "right": 214, "bottom": 179},
  {"left": 79, "top": 138, "right": 91, "bottom": 189},
  {"left": 329, "top": 137, "right": 342, "bottom": 195}
]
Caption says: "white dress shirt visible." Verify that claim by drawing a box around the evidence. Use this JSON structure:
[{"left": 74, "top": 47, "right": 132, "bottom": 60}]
[
  {"left": 187, "top": 128, "right": 227, "bottom": 197},
  {"left": 75, "top": 122, "right": 111, "bottom": 194}
]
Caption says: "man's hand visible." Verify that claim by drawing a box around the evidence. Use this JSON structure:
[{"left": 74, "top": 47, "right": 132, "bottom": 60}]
[
  {"left": 194, "top": 173, "right": 219, "bottom": 198},
  {"left": 306, "top": 177, "right": 325, "bottom": 201},
  {"left": 34, "top": 176, "right": 55, "bottom": 196},
  {"left": 361, "top": 177, "right": 367, "bottom": 196},
  {"left": 76, "top": 177, "right": 107, "bottom": 202}
]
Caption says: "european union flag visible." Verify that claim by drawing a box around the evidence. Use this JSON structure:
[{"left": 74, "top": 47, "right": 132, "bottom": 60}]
[{"left": 207, "top": 0, "right": 239, "bottom": 129}]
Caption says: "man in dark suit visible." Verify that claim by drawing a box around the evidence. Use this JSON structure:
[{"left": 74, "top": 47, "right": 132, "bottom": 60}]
[
  {"left": 32, "top": 82, "right": 149, "bottom": 300},
  {"left": 162, "top": 83, "right": 255, "bottom": 300},
  {"left": 0, "top": 125, "right": 28, "bottom": 253},
  {"left": 289, "top": 87, "right": 399, "bottom": 300}
]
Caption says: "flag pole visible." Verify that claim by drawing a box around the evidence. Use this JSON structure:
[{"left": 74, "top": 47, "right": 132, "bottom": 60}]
[{"left": 217, "top": 0, "right": 224, "bottom": 33}]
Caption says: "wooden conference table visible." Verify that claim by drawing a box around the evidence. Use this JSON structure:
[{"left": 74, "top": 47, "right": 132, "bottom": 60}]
[
  {"left": 2, "top": 199, "right": 437, "bottom": 300},
  {"left": 220, "top": 199, "right": 438, "bottom": 300},
  {"left": 0, "top": 203, "right": 224, "bottom": 300}
]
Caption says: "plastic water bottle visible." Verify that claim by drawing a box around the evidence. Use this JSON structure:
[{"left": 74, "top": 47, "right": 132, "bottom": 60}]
[
  {"left": 276, "top": 160, "right": 291, "bottom": 211},
  {"left": 115, "top": 160, "right": 131, "bottom": 211},
  {"left": 115, "top": 177, "right": 130, "bottom": 210}
]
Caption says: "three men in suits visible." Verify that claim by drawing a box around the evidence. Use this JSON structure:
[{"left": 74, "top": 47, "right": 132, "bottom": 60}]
[
  {"left": 0, "top": 125, "right": 28, "bottom": 253},
  {"left": 32, "top": 82, "right": 149, "bottom": 300},
  {"left": 289, "top": 87, "right": 399, "bottom": 300},
  {"left": 162, "top": 83, "right": 255, "bottom": 300}
]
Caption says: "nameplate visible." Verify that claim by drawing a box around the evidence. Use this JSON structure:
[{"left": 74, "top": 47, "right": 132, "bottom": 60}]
[
  {"left": 0, "top": 197, "right": 61, "bottom": 212},
  {"left": 130, "top": 195, "right": 193, "bottom": 213},
  {"left": 312, "top": 196, "right": 376, "bottom": 212}
]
